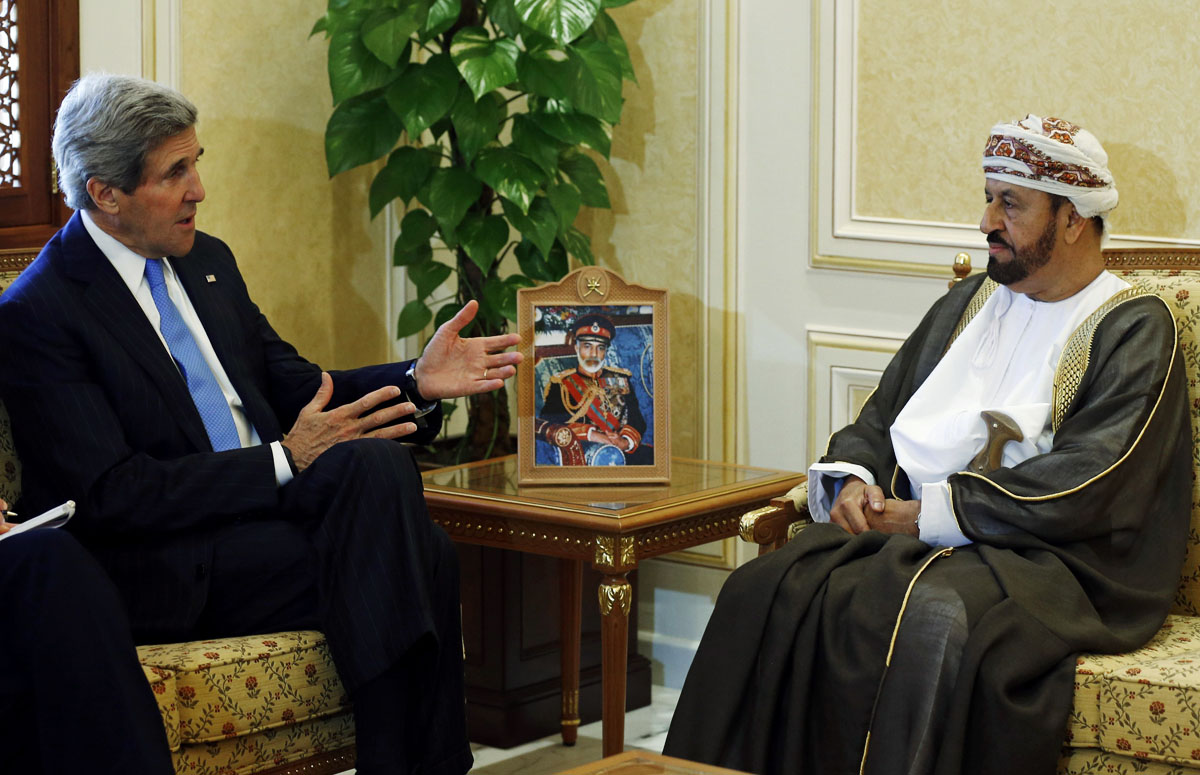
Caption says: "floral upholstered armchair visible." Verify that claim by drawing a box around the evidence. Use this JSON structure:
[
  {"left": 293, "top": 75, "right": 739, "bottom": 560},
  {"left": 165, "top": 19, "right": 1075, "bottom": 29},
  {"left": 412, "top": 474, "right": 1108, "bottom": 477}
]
[
  {"left": 0, "top": 250, "right": 355, "bottom": 775},
  {"left": 739, "top": 248, "right": 1200, "bottom": 774}
]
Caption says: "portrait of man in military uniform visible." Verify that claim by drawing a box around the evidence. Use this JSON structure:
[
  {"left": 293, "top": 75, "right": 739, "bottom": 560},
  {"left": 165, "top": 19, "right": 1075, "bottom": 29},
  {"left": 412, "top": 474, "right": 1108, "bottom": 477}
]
[{"left": 532, "top": 309, "right": 655, "bottom": 467}]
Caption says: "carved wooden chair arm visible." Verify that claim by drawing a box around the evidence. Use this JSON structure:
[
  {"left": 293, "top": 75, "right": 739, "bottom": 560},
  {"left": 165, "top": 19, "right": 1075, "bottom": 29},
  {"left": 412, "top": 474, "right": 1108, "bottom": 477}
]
[{"left": 739, "top": 480, "right": 812, "bottom": 555}]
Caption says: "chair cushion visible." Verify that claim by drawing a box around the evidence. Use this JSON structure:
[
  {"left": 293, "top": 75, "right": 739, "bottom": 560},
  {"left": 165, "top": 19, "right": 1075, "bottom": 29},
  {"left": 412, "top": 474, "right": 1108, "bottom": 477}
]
[
  {"left": 137, "top": 630, "right": 349, "bottom": 746},
  {"left": 171, "top": 712, "right": 355, "bottom": 775},
  {"left": 142, "top": 663, "right": 182, "bottom": 752},
  {"left": 1118, "top": 269, "right": 1200, "bottom": 616},
  {"left": 1069, "top": 615, "right": 1200, "bottom": 767}
]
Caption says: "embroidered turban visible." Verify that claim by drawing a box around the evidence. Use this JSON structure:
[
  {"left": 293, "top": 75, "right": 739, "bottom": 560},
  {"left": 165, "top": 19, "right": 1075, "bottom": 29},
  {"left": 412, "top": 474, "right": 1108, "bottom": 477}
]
[{"left": 983, "top": 114, "right": 1118, "bottom": 223}]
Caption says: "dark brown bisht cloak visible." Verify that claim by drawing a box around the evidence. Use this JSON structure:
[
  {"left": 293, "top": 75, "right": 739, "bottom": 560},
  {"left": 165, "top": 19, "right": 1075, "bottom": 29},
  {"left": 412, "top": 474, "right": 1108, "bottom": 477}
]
[{"left": 664, "top": 273, "right": 1192, "bottom": 774}]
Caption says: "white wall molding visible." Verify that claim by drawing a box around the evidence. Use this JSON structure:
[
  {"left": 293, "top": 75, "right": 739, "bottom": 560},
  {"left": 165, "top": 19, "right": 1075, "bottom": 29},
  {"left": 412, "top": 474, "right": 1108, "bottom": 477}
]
[
  {"left": 699, "top": 0, "right": 740, "bottom": 465},
  {"left": 813, "top": 0, "right": 1195, "bottom": 278},
  {"left": 806, "top": 328, "right": 903, "bottom": 465}
]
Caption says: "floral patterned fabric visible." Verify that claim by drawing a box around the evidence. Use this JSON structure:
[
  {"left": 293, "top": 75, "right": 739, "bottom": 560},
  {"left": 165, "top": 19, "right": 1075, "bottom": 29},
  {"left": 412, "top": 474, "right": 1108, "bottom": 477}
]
[
  {"left": 136, "top": 630, "right": 350, "bottom": 745},
  {"left": 144, "top": 663, "right": 182, "bottom": 752},
  {"left": 1057, "top": 268, "right": 1200, "bottom": 772},
  {"left": 171, "top": 712, "right": 355, "bottom": 775},
  {"left": 1119, "top": 270, "right": 1200, "bottom": 617}
]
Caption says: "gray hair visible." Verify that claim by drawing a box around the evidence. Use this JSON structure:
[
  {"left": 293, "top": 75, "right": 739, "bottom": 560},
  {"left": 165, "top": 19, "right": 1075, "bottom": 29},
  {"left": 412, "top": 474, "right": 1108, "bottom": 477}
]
[{"left": 52, "top": 73, "right": 198, "bottom": 211}]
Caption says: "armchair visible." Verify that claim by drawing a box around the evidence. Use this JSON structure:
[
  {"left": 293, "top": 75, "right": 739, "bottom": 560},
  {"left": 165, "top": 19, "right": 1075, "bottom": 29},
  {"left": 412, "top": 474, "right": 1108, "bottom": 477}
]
[
  {"left": 0, "top": 250, "right": 355, "bottom": 775},
  {"left": 740, "top": 248, "right": 1200, "bottom": 774}
]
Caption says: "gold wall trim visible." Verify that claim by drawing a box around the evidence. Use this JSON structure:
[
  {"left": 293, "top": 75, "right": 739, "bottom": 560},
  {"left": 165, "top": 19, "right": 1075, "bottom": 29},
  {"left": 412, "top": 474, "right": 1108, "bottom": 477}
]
[{"left": 812, "top": 253, "right": 980, "bottom": 280}]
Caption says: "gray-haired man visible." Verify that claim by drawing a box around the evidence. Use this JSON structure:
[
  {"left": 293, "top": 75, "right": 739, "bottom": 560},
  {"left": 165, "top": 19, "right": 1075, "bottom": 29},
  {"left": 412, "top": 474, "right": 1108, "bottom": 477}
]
[{"left": 0, "top": 73, "right": 521, "bottom": 775}]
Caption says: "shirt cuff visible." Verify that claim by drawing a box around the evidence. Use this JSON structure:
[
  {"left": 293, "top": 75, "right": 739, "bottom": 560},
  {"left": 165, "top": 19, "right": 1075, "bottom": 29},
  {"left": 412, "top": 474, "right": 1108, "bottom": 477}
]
[
  {"left": 916, "top": 481, "right": 971, "bottom": 547},
  {"left": 270, "top": 441, "right": 295, "bottom": 488},
  {"left": 807, "top": 462, "right": 876, "bottom": 523}
]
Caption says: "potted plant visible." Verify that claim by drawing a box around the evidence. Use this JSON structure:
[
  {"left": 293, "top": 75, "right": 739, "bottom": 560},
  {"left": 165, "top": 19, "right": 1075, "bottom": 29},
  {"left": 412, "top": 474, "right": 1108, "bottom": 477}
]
[{"left": 313, "top": 0, "right": 637, "bottom": 463}]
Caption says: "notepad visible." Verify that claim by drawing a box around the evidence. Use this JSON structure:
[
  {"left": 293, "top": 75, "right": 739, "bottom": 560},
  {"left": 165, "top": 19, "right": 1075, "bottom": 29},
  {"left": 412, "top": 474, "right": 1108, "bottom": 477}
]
[{"left": 0, "top": 501, "right": 76, "bottom": 542}]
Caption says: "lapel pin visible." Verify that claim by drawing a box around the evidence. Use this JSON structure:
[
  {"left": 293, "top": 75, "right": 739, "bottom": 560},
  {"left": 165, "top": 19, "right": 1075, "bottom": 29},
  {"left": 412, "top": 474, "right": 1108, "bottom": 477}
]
[{"left": 205, "top": 274, "right": 216, "bottom": 283}]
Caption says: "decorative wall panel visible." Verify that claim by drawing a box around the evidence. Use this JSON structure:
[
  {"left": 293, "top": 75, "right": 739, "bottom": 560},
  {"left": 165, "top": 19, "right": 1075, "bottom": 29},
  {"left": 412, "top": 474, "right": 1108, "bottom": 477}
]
[
  {"left": 815, "top": 0, "right": 1199, "bottom": 278},
  {"left": 806, "top": 329, "right": 903, "bottom": 465}
]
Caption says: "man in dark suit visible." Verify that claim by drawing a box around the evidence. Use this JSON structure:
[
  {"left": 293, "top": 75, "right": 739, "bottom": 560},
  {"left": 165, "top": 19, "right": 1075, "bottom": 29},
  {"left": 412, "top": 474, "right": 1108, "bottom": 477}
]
[
  {"left": 1, "top": 507, "right": 175, "bottom": 775},
  {"left": 0, "top": 73, "right": 520, "bottom": 775}
]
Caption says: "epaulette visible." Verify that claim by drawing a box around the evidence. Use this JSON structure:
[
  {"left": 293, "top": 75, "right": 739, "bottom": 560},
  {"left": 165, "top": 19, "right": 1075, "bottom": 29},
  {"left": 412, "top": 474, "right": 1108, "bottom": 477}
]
[
  {"left": 550, "top": 368, "right": 577, "bottom": 383},
  {"left": 604, "top": 366, "right": 632, "bottom": 377}
]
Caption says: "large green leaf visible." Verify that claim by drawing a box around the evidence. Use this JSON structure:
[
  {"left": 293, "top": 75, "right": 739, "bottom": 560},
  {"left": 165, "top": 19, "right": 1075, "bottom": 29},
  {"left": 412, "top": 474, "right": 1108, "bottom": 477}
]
[
  {"left": 546, "top": 179, "right": 582, "bottom": 230},
  {"left": 560, "top": 226, "right": 595, "bottom": 265},
  {"left": 593, "top": 10, "right": 635, "bottom": 82},
  {"left": 601, "top": 0, "right": 636, "bottom": 6},
  {"left": 559, "top": 150, "right": 609, "bottom": 207},
  {"left": 434, "top": 302, "right": 460, "bottom": 330},
  {"left": 451, "top": 27, "right": 520, "bottom": 100},
  {"left": 369, "top": 146, "right": 440, "bottom": 216},
  {"left": 501, "top": 196, "right": 558, "bottom": 258},
  {"left": 486, "top": 0, "right": 523, "bottom": 37},
  {"left": 514, "top": 0, "right": 601, "bottom": 46},
  {"left": 529, "top": 110, "right": 610, "bottom": 157},
  {"left": 397, "top": 299, "right": 434, "bottom": 338},
  {"left": 565, "top": 37, "right": 623, "bottom": 123},
  {"left": 450, "top": 88, "right": 507, "bottom": 162},
  {"left": 410, "top": 260, "right": 455, "bottom": 300},
  {"left": 362, "top": 5, "right": 426, "bottom": 68},
  {"left": 501, "top": 274, "right": 536, "bottom": 320},
  {"left": 419, "top": 166, "right": 483, "bottom": 233},
  {"left": 458, "top": 213, "right": 510, "bottom": 273},
  {"left": 421, "top": 0, "right": 462, "bottom": 41},
  {"left": 473, "top": 148, "right": 547, "bottom": 214},
  {"left": 511, "top": 115, "right": 565, "bottom": 176},
  {"left": 516, "top": 46, "right": 574, "bottom": 101},
  {"left": 385, "top": 54, "right": 461, "bottom": 138},
  {"left": 328, "top": 27, "right": 397, "bottom": 104},
  {"left": 514, "top": 239, "right": 567, "bottom": 282},
  {"left": 313, "top": 5, "right": 368, "bottom": 39},
  {"left": 394, "top": 209, "right": 439, "bottom": 252},
  {"left": 479, "top": 274, "right": 510, "bottom": 325},
  {"left": 394, "top": 241, "right": 433, "bottom": 267},
  {"left": 325, "top": 91, "right": 405, "bottom": 176}
]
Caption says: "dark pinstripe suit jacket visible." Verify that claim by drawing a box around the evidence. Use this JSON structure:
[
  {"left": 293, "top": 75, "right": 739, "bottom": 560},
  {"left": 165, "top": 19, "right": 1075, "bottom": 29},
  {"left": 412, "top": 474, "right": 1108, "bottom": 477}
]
[{"left": 0, "top": 212, "right": 441, "bottom": 632}]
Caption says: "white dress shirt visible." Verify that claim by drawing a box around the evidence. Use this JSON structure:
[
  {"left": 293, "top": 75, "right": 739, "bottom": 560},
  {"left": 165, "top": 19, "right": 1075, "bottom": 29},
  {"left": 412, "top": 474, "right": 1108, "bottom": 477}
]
[
  {"left": 80, "top": 209, "right": 294, "bottom": 486},
  {"left": 809, "top": 270, "right": 1130, "bottom": 546}
]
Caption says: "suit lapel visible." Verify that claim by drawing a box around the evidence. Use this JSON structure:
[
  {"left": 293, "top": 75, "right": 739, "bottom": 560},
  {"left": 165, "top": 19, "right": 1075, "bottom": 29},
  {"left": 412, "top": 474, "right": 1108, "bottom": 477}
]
[
  {"left": 61, "top": 213, "right": 214, "bottom": 452},
  {"left": 172, "top": 254, "right": 280, "bottom": 442}
]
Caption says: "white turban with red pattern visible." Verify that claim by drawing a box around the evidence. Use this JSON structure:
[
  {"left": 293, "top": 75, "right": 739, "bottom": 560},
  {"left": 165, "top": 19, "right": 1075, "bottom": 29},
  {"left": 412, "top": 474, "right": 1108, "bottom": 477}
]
[{"left": 983, "top": 114, "right": 1118, "bottom": 223}]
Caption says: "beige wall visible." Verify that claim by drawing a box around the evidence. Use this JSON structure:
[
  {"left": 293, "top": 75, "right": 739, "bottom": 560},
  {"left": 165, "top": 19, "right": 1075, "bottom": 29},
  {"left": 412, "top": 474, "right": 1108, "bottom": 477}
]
[
  {"left": 855, "top": 0, "right": 1198, "bottom": 241},
  {"left": 181, "top": 0, "right": 703, "bottom": 454},
  {"left": 580, "top": 0, "right": 700, "bottom": 457},
  {"left": 181, "top": 0, "right": 389, "bottom": 370}
]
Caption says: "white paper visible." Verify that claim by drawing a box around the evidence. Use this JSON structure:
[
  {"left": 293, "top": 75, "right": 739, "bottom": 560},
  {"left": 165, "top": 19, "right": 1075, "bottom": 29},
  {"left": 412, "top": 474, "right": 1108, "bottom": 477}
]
[{"left": 0, "top": 501, "right": 76, "bottom": 542}]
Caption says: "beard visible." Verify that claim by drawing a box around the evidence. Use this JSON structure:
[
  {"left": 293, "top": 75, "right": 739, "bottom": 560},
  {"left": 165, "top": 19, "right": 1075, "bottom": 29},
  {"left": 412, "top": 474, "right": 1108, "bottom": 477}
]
[
  {"left": 579, "top": 359, "right": 604, "bottom": 375},
  {"left": 986, "top": 216, "right": 1057, "bottom": 286}
]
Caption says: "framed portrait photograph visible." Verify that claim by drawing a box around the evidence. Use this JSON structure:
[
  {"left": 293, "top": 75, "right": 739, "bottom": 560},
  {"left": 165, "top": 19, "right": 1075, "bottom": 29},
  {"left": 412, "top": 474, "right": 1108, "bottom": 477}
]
[{"left": 517, "top": 267, "right": 669, "bottom": 484}]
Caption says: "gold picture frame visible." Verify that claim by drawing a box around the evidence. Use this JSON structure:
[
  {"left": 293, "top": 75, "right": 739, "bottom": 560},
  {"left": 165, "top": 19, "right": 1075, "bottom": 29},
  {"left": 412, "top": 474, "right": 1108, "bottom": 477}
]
[{"left": 517, "top": 267, "right": 669, "bottom": 484}]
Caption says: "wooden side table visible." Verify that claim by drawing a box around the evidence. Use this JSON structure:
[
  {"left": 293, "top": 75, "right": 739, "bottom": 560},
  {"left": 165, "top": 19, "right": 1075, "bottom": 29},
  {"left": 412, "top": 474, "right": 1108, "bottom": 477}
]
[{"left": 421, "top": 456, "right": 804, "bottom": 756}]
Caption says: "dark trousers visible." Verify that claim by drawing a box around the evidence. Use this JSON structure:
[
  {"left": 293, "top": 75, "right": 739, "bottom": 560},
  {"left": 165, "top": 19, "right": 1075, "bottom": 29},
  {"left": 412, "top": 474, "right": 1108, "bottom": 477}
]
[
  {"left": 0, "top": 529, "right": 175, "bottom": 775},
  {"left": 138, "top": 439, "right": 471, "bottom": 775}
]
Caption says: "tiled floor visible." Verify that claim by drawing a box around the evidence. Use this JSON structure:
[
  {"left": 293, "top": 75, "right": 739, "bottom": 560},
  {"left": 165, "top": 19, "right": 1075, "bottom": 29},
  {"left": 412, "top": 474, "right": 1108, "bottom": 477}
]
[
  {"left": 468, "top": 686, "right": 679, "bottom": 774},
  {"left": 337, "top": 686, "right": 679, "bottom": 775}
]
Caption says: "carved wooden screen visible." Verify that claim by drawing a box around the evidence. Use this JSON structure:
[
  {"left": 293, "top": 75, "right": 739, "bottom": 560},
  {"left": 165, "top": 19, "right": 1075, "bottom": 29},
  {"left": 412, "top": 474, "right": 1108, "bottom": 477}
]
[{"left": 0, "top": 0, "right": 77, "bottom": 251}]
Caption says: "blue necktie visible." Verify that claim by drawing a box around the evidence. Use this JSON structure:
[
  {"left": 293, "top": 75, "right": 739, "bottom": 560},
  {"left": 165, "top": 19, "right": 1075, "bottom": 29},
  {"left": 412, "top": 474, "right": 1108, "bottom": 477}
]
[{"left": 144, "top": 258, "right": 241, "bottom": 452}]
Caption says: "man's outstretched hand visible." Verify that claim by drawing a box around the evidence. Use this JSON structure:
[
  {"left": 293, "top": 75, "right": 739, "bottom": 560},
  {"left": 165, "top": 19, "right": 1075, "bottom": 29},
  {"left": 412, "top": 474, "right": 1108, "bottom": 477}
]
[
  {"left": 413, "top": 300, "right": 523, "bottom": 400},
  {"left": 283, "top": 373, "right": 418, "bottom": 471}
]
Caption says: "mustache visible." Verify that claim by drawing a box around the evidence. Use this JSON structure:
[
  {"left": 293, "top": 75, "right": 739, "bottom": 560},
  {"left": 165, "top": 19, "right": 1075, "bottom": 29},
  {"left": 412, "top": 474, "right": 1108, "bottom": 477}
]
[{"left": 987, "top": 231, "right": 1011, "bottom": 249}]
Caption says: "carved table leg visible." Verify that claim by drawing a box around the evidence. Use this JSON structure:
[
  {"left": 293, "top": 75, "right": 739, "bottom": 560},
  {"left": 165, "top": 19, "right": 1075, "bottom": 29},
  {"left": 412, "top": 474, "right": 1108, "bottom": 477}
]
[
  {"left": 559, "top": 558, "right": 583, "bottom": 745},
  {"left": 598, "top": 572, "right": 632, "bottom": 757}
]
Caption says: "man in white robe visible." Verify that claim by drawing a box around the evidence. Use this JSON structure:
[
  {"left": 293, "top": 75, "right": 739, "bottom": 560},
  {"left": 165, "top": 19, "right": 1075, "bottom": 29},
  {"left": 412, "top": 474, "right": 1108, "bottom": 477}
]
[{"left": 665, "top": 116, "right": 1192, "bottom": 775}]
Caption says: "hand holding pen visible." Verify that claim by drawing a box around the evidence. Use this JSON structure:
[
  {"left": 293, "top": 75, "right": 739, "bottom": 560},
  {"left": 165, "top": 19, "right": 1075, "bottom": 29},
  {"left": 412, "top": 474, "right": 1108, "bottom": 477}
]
[{"left": 0, "top": 497, "right": 12, "bottom": 535}]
